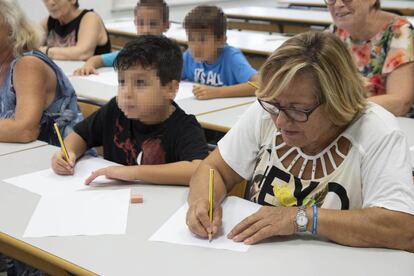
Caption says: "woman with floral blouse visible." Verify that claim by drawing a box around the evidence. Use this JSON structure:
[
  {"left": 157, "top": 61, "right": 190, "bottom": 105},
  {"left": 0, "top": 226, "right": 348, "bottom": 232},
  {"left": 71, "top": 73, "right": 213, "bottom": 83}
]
[{"left": 327, "top": 0, "right": 414, "bottom": 116}]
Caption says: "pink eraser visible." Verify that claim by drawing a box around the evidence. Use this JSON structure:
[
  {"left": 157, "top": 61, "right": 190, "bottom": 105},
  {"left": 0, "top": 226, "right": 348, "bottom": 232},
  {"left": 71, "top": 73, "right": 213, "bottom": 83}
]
[{"left": 130, "top": 193, "right": 143, "bottom": 204}]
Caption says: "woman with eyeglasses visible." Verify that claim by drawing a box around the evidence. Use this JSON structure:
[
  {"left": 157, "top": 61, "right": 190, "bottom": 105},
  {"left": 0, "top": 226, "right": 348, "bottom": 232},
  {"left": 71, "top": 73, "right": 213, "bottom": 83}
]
[
  {"left": 186, "top": 31, "right": 414, "bottom": 252},
  {"left": 326, "top": 0, "right": 414, "bottom": 116}
]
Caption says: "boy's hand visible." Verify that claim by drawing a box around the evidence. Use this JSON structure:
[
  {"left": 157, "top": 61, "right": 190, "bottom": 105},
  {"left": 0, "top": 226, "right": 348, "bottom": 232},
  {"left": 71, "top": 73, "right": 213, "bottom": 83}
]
[
  {"left": 73, "top": 65, "right": 97, "bottom": 76},
  {"left": 186, "top": 198, "right": 222, "bottom": 238},
  {"left": 84, "top": 165, "right": 137, "bottom": 185},
  {"left": 192, "top": 85, "right": 220, "bottom": 100},
  {"left": 51, "top": 151, "right": 76, "bottom": 175}
]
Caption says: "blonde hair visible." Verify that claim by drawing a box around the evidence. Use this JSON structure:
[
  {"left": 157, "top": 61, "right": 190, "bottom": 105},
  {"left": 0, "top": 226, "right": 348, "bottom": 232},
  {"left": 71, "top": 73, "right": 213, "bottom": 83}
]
[
  {"left": 0, "top": 0, "right": 42, "bottom": 57},
  {"left": 256, "top": 31, "right": 367, "bottom": 127}
]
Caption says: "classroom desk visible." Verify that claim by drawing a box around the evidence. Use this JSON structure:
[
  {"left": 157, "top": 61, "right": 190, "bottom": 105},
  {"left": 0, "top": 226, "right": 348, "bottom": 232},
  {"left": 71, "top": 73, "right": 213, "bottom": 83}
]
[
  {"left": 196, "top": 103, "right": 251, "bottom": 133},
  {"left": 1, "top": 145, "right": 414, "bottom": 276},
  {"left": 224, "top": 6, "right": 332, "bottom": 26},
  {"left": 68, "top": 69, "right": 256, "bottom": 116},
  {"left": 0, "top": 140, "right": 47, "bottom": 157},
  {"left": 224, "top": 6, "right": 414, "bottom": 33},
  {"left": 54, "top": 60, "right": 85, "bottom": 76},
  {"left": 276, "top": 0, "right": 414, "bottom": 16}
]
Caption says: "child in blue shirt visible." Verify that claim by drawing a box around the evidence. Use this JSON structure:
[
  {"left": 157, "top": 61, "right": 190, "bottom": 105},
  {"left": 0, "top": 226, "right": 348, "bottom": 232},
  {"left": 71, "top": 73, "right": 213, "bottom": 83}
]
[
  {"left": 74, "top": 0, "right": 170, "bottom": 75},
  {"left": 182, "top": 5, "right": 258, "bottom": 100}
]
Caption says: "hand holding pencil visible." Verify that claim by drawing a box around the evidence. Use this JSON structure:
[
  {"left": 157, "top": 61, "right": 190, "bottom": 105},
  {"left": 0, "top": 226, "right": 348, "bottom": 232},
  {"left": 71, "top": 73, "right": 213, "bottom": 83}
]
[
  {"left": 51, "top": 123, "right": 77, "bottom": 175},
  {"left": 186, "top": 168, "right": 223, "bottom": 240}
]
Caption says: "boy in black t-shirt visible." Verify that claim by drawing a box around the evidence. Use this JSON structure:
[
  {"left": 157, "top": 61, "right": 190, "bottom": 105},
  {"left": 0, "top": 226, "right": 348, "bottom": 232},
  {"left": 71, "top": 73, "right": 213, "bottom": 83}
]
[{"left": 51, "top": 35, "right": 208, "bottom": 185}]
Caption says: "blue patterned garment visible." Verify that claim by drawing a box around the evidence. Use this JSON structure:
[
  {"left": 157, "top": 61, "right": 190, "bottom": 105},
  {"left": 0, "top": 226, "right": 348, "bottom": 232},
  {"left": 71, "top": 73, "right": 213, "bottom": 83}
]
[{"left": 0, "top": 50, "right": 83, "bottom": 145}]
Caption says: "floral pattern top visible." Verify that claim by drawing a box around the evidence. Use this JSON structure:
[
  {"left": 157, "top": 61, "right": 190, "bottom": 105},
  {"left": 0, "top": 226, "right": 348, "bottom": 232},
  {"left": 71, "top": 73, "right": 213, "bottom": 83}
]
[{"left": 329, "top": 17, "right": 414, "bottom": 96}]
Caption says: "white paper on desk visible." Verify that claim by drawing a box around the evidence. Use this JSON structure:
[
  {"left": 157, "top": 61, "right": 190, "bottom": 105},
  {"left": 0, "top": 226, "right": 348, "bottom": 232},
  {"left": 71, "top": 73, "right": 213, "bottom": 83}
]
[
  {"left": 23, "top": 189, "right": 130, "bottom": 237},
  {"left": 80, "top": 71, "right": 118, "bottom": 86},
  {"left": 149, "top": 196, "right": 261, "bottom": 252},
  {"left": 4, "top": 157, "right": 117, "bottom": 196},
  {"left": 175, "top": 82, "right": 195, "bottom": 101}
]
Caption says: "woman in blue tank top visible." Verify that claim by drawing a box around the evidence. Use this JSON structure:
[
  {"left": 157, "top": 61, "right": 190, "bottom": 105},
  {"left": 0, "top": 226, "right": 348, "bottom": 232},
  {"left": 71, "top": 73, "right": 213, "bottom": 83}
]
[
  {"left": 0, "top": 1, "right": 83, "bottom": 275},
  {"left": 0, "top": 0, "right": 83, "bottom": 146}
]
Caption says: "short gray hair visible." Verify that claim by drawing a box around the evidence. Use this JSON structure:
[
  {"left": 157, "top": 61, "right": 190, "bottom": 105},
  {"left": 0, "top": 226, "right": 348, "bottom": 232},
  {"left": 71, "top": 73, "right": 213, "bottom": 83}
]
[{"left": 0, "top": 0, "right": 42, "bottom": 57}]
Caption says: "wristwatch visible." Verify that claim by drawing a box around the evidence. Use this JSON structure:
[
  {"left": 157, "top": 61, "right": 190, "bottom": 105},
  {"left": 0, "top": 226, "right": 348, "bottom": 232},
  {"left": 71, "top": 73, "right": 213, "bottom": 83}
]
[{"left": 295, "top": 206, "right": 308, "bottom": 233}]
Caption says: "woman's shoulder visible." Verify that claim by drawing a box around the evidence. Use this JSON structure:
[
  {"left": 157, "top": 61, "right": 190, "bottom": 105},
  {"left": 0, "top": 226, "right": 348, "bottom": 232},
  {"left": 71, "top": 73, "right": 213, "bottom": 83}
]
[
  {"left": 79, "top": 9, "right": 104, "bottom": 25},
  {"left": 344, "top": 103, "right": 403, "bottom": 148},
  {"left": 379, "top": 14, "right": 413, "bottom": 40},
  {"left": 13, "top": 54, "right": 49, "bottom": 75},
  {"left": 389, "top": 16, "right": 413, "bottom": 31}
]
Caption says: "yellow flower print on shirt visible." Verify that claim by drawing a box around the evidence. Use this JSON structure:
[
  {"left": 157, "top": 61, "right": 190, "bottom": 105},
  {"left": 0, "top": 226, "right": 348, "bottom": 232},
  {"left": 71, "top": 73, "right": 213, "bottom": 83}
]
[
  {"left": 272, "top": 180, "right": 317, "bottom": 207},
  {"left": 272, "top": 181, "right": 297, "bottom": 207}
]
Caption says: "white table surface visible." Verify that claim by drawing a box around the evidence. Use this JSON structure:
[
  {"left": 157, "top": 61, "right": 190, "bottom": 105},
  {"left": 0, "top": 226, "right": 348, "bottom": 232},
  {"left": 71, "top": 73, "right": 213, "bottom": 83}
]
[
  {"left": 223, "top": 6, "right": 333, "bottom": 25},
  {"left": 0, "top": 140, "right": 47, "bottom": 157},
  {"left": 54, "top": 60, "right": 85, "bottom": 76},
  {"left": 0, "top": 145, "right": 413, "bottom": 276},
  {"left": 196, "top": 103, "right": 251, "bottom": 132}
]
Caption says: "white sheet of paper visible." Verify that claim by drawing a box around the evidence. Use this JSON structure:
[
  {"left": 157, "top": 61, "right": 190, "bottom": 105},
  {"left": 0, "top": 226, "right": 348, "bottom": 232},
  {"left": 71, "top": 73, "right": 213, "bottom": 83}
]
[
  {"left": 23, "top": 189, "right": 130, "bottom": 237},
  {"left": 4, "top": 157, "right": 118, "bottom": 196},
  {"left": 80, "top": 71, "right": 118, "bottom": 86},
  {"left": 149, "top": 196, "right": 261, "bottom": 252},
  {"left": 175, "top": 82, "right": 195, "bottom": 101}
]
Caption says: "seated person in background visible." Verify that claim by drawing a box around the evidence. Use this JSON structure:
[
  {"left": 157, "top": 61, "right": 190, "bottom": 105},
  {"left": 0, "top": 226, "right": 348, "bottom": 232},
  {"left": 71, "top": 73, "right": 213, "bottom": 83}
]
[
  {"left": 182, "top": 5, "right": 258, "bottom": 100},
  {"left": 326, "top": 0, "right": 414, "bottom": 116},
  {"left": 74, "top": 0, "right": 170, "bottom": 76},
  {"left": 52, "top": 35, "right": 209, "bottom": 185},
  {"left": 0, "top": 0, "right": 82, "bottom": 274},
  {"left": 186, "top": 32, "right": 414, "bottom": 252},
  {"left": 0, "top": 0, "right": 82, "bottom": 145},
  {"left": 39, "top": 0, "right": 111, "bottom": 60}
]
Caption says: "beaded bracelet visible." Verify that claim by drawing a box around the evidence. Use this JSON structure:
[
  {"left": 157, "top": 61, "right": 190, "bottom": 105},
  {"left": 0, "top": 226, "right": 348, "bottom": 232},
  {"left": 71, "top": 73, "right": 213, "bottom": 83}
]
[{"left": 312, "top": 204, "right": 318, "bottom": 235}]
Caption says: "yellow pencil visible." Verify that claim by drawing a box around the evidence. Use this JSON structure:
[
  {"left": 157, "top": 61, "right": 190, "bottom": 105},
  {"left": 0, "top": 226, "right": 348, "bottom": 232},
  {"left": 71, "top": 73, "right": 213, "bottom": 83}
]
[
  {"left": 208, "top": 168, "right": 214, "bottom": 242},
  {"left": 53, "top": 122, "right": 70, "bottom": 162},
  {"left": 247, "top": 81, "right": 259, "bottom": 89}
]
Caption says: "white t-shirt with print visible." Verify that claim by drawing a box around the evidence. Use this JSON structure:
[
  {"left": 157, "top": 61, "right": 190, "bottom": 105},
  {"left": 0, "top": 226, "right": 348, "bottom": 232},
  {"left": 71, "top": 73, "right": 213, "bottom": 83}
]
[{"left": 218, "top": 101, "right": 414, "bottom": 214}]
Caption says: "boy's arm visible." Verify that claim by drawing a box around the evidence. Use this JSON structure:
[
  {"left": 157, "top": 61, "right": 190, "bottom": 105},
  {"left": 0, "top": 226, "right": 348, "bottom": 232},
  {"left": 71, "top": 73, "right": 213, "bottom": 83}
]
[
  {"left": 51, "top": 131, "right": 88, "bottom": 175},
  {"left": 63, "top": 131, "right": 89, "bottom": 160},
  {"left": 85, "top": 160, "right": 202, "bottom": 185},
  {"left": 73, "top": 55, "right": 105, "bottom": 76},
  {"left": 193, "top": 74, "right": 258, "bottom": 99}
]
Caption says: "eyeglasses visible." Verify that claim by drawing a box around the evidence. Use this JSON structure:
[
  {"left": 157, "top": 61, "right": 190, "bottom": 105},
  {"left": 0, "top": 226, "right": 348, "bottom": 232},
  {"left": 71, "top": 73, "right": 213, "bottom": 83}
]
[
  {"left": 258, "top": 99, "right": 321, "bottom": 122},
  {"left": 324, "top": 0, "right": 353, "bottom": 5}
]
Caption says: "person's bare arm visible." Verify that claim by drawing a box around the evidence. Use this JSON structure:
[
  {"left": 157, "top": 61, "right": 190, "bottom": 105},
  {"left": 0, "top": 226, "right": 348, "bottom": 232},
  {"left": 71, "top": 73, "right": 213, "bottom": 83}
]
[
  {"left": 73, "top": 55, "right": 105, "bottom": 75},
  {"left": 0, "top": 57, "right": 54, "bottom": 142},
  {"left": 45, "top": 12, "right": 107, "bottom": 60},
  {"left": 369, "top": 62, "right": 414, "bottom": 116},
  {"left": 84, "top": 159, "right": 203, "bottom": 185},
  {"left": 186, "top": 149, "right": 244, "bottom": 237},
  {"left": 193, "top": 74, "right": 258, "bottom": 100},
  {"left": 51, "top": 132, "right": 88, "bottom": 175}
]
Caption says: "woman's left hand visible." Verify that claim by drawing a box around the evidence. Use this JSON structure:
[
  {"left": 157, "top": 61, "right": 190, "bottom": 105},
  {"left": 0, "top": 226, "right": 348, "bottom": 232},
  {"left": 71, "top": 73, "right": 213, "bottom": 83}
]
[{"left": 227, "top": 206, "right": 297, "bottom": 245}]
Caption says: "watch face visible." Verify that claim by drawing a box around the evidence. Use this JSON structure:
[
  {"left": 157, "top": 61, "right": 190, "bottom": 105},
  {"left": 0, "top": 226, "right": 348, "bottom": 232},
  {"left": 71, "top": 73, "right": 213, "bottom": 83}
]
[{"left": 297, "top": 216, "right": 308, "bottom": 226}]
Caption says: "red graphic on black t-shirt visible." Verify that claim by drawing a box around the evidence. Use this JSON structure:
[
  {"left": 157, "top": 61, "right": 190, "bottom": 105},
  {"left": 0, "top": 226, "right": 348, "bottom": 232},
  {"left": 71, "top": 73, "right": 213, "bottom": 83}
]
[
  {"left": 141, "top": 138, "right": 166, "bottom": 165},
  {"left": 113, "top": 119, "right": 138, "bottom": 165}
]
